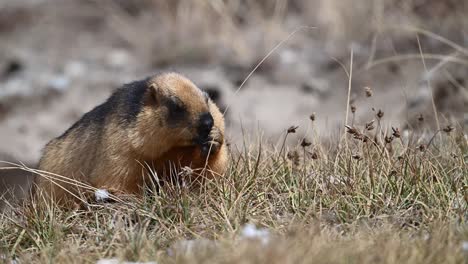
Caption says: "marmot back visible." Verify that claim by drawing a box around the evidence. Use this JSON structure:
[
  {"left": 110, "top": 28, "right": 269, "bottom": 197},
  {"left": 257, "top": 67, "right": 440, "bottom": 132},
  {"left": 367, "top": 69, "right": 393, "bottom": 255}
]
[{"left": 36, "top": 72, "right": 228, "bottom": 204}]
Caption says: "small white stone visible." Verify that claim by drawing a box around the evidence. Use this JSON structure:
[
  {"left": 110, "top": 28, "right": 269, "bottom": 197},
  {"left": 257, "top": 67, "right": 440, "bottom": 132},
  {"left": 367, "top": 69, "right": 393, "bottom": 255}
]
[
  {"left": 240, "top": 223, "right": 270, "bottom": 245},
  {"left": 65, "top": 61, "right": 86, "bottom": 78},
  {"left": 96, "top": 258, "right": 157, "bottom": 264},
  {"left": 279, "top": 49, "right": 297, "bottom": 65},
  {"left": 107, "top": 49, "right": 131, "bottom": 69},
  {"left": 95, "top": 189, "right": 110, "bottom": 202},
  {"left": 48, "top": 75, "right": 70, "bottom": 91},
  {"left": 96, "top": 259, "right": 119, "bottom": 264},
  {"left": 168, "top": 239, "right": 216, "bottom": 256},
  {"left": 462, "top": 241, "right": 468, "bottom": 252}
]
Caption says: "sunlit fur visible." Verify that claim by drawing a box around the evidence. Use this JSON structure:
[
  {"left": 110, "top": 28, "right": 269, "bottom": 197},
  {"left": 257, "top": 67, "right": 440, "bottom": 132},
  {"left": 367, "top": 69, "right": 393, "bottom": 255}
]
[{"left": 36, "top": 72, "right": 227, "bottom": 204}]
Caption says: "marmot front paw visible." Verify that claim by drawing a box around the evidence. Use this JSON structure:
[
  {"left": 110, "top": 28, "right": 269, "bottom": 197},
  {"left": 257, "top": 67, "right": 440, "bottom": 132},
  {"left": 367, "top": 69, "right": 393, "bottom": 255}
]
[{"left": 200, "top": 126, "right": 223, "bottom": 157}]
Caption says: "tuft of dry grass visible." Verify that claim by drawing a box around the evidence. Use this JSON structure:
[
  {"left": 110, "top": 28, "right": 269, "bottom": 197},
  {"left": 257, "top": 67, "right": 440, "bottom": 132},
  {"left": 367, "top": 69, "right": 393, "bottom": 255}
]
[{"left": 0, "top": 106, "right": 466, "bottom": 263}]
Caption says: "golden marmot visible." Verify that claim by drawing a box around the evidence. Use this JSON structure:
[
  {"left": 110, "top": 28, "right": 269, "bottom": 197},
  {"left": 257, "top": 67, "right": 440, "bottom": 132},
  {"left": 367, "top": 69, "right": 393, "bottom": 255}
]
[{"left": 36, "top": 72, "right": 228, "bottom": 203}]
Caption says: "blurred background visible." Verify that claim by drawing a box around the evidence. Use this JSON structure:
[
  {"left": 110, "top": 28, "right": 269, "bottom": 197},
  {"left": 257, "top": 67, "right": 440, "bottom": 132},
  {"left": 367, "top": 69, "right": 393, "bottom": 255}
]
[{"left": 0, "top": 0, "right": 467, "bottom": 199}]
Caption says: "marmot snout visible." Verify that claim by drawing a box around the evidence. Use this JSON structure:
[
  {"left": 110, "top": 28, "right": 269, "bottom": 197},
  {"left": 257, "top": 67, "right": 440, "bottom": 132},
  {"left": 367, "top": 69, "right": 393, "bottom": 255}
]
[{"left": 36, "top": 72, "right": 228, "bottom": 204}]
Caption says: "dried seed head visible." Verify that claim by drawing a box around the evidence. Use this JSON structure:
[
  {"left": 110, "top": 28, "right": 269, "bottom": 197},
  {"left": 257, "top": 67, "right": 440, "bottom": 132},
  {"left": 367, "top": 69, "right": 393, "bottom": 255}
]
[
  {"left": 365, "top": 120, "right": 375, "bottom": 131},
  {"left": 442, "top": 125, "right": 454, "bottom": 133},
  {"left": 287, "top": 126, "right": 299, "bottom": 134},
  {"left": 309, "top": 113, "right": 316, "bottom": 121},
  {"left": 418, "top": 144, "right": 426, "bottom": 152},
  {"left": 350, "top": 104, "right": 356, "bottom": 113},
  {"left": 376, "top": 109, "right": 384, "bottom": 119},
  {"left": 392, "top": 127, "right": 401, "bottom": 138},
  {"left": 301, "top": 138, "right": 312, "bottom": 147},
  {"left": 355, "top": 134, "right": 366, "bottom": 141},
  {"left": 417, "top": 114, "right": 424, "bottom": 122},
  {"left": 385, "top": 135, "right": 394, "bottom": 144},
  {"left": 345, "top": 125, "right": 359, "bottom": 135},
  {"left": 345, "top": 125, "right": 367, "bottom": 142},
  {"left": 364, "top": 86, "right": 373, "bottom": 97},
  {"left": 287, "top": 150, "right": 300, "bottom": 166},
  {"left": 310, "top": 152, "right": 318, "bottom": 159},
  {"left": 287, "top": 151, "right": 296, "bottom": 160}
]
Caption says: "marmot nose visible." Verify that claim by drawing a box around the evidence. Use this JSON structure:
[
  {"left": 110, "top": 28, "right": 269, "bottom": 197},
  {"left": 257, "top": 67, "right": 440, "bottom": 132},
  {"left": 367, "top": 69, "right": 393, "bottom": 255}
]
[{"left": 198, "top": 112, "right": 214, "bottom": 138}]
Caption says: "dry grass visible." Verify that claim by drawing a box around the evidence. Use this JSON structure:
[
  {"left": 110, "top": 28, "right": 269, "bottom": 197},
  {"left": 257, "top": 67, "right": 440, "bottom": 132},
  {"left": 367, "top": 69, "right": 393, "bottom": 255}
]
[
  {"left": 0, "top": 103, "right": 466, "bottom": 263},
  {"left": 0, "top": 1, "right": 467, "bottom": 263},
  {"left": 93, "top": 0, "right": 292, "bottom": 68}
]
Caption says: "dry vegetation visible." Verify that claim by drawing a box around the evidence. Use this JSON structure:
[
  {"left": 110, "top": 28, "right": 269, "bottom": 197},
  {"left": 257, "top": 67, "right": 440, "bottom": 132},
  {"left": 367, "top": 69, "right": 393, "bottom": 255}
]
[
  {"left": 1, "top": 0, "right": 468, "bottom": 263},
  {"left": 93, "top": 0, "right": 468, "bottom": 65},
  {"left": 1, "top": 96, "right": 467, "bottom": 263}
]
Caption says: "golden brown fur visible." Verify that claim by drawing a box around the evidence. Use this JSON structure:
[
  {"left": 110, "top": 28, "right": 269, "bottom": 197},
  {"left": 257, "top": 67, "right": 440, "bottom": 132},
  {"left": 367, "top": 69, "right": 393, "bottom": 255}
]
[{"left": 36, "top": 72, "right": 228, "bottom": 204}]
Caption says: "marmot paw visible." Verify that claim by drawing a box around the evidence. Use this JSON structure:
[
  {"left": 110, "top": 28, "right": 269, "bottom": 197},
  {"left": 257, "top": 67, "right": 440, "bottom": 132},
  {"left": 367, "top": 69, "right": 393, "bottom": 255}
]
[{"left": 200, "top": 127, "right": 223, "bottom": 157}]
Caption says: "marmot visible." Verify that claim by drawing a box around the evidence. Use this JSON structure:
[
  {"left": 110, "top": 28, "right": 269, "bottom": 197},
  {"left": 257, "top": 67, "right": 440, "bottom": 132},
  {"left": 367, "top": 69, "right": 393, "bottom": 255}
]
[{"left": 36, "top": 72, "right": 228, "bottom": 203}]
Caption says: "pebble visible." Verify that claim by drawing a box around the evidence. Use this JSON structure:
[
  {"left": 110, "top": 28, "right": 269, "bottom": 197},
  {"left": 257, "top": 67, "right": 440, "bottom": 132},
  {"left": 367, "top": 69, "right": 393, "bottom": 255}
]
[{"left": 95, "top": 189, "right": 110, "bottom": 202}]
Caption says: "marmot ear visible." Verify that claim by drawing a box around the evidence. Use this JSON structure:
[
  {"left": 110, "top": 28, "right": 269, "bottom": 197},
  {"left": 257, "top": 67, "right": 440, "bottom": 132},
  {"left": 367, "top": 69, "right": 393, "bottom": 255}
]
[{"left": 146, "top": 83, "right": 161, "bottom": 106}]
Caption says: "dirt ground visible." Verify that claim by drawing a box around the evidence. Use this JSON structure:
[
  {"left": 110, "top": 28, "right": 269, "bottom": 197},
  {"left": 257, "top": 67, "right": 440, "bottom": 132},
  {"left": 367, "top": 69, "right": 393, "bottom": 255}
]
[{"left": 0, "top": 0, "right": 467, "bottom": 201}]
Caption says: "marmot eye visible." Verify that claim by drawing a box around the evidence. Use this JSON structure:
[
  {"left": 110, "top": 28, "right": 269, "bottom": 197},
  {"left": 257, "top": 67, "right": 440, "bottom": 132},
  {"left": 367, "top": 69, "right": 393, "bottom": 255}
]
[
  {"left": 173, "top": 103, "right": 184, "bottom": 112},
  {"left": 168, "top": 99, "right": 185, "bottom": 114}
]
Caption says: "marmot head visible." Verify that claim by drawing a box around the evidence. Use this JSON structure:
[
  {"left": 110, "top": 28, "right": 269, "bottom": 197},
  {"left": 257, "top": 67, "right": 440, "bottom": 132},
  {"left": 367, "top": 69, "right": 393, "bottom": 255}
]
[{"left": 135, "top": 73, "right": 217, "bottom": 157}]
